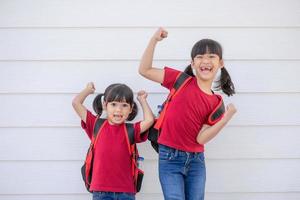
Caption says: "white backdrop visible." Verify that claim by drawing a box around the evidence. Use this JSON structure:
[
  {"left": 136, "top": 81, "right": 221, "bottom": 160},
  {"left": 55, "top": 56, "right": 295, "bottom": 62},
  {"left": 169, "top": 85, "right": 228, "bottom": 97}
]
[{"left": 0, "top": 0, "right": 300, "bottom": 199}]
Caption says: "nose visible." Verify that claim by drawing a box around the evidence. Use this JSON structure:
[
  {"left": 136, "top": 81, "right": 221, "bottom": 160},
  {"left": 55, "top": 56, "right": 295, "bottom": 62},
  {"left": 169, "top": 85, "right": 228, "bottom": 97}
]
[
  {"left": 202, "top": 56, "right": 210, "bottom": 63},
  {"left": 115, "top": 105, "right": 122, "bottom": 111}
]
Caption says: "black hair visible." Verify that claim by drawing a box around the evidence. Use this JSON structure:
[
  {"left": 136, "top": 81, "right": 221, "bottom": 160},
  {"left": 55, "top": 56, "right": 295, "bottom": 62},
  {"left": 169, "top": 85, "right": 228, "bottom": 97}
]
[
  {"left": 184, "top": 39, "right": 235, "bottom": 96},
  {"left": 92, "top": 83, "right": 138, "bottom": 121}
]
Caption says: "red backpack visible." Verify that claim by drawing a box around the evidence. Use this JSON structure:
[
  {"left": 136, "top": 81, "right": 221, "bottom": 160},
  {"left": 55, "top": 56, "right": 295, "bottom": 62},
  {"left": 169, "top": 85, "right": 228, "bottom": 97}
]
[
  {"left": 81, "top": 118, "right": 144, "bottom": 193},
  {"left": 148, "top": 72, "right": 225, "bottom": 153}
]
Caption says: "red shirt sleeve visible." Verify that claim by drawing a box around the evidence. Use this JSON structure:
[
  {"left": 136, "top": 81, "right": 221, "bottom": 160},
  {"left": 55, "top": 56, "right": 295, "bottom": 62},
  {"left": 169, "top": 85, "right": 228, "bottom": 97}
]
[
  {"left": 81, "top": 110, "right": 97, "bottom": 140},
  {"left": 133, "top": 122, "right": 148, "bottom": 143},
  {"left": 162, "top": 67, "right": 181, "bottom": 90}
]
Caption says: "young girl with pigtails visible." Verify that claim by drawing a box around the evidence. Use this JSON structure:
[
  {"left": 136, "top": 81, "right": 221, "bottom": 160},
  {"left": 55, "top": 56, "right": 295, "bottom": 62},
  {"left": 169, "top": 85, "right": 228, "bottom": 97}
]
[
  {"left": 72, "top": 82, "right": 154, "bottom": 200},
  {"left": 139, "top": 27, "right": 237, "bottom": 200}
]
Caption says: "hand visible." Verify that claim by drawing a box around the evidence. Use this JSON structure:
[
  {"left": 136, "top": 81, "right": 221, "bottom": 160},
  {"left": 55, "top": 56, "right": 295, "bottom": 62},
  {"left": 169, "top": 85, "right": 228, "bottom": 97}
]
[
  {"left": 86, "top": 82, "right": 95, "bottom": 94},
  {"left": 137, "top": 90, "right": 148, "bottom": 101},
  {"left": 152, "top": 27, "right": 168, "bottom": 42},
  {"left": 224, "top": 103, "right": 237, "bottom": 119}
]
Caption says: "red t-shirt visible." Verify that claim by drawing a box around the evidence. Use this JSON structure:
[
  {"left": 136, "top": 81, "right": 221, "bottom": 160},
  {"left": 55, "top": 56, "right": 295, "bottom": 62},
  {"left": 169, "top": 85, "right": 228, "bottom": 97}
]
[
  {"left": 81, "top": 110, "right": 148, "bottom": 193},
  {"left": 157, "top": 67, "right": 221, "bottom": 152}
]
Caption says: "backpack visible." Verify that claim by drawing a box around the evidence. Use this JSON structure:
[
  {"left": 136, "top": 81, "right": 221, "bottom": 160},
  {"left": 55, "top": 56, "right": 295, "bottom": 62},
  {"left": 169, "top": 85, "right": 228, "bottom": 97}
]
[
  {"left": 81, "top": 118, "right": 144, "bottom": 193},
  {"left": 148, "top": 72, "right": 226, "bottom": 153}
]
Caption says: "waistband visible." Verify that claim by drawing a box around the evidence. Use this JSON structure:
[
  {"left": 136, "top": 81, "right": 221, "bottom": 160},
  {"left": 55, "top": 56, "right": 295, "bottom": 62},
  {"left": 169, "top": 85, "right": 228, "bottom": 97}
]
[{"left": 159, "top": 144, "right": 204, "bottom": 157}]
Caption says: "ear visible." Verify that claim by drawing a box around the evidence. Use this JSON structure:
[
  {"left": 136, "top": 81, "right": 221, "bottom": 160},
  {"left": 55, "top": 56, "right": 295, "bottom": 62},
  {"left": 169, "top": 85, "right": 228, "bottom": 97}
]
[
  {"left": 102, "top": 101, "right": 107, "bottom": 111},
  {"left": 191, "top": 60, "right": 195, "bottom": 69},
  {"left": 219, "top": 59, "right": 224, "bottom": 68},
  {"left": 129, "top": 104, "right": 133, "bottom": 114}
]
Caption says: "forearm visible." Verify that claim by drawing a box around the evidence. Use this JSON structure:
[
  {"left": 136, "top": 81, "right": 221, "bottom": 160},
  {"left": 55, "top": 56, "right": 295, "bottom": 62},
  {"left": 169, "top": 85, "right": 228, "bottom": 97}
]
[
  {"left": 196, "top": 117, "right": 231, "bottom": 144},
  {"left": 72, "top": 88, "right": 91, "bottom": 105},
  {"left": 72, "top": 88, "right": 91, "bottom": 122},
  {"left": 139, "top": 99, "right": 155, "bottom": 133},
  {"left": 138, "top": 38, "right": 157, "bottom": 76}
]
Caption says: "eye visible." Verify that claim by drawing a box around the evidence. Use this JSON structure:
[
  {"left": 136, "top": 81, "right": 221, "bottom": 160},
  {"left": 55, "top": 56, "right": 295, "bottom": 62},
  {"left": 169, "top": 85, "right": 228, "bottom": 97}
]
[
  {"left": 122, "top": 103, "right": 130, "bottom": 108},
  {"left": 195, "top": 55, "right": 203, "bottom": 59},
  {"left": 209, "top": 54, "right": 218, "bottom": 59},
  {"left": 111, "top": 102, "right": 117, "bottom": 107}
]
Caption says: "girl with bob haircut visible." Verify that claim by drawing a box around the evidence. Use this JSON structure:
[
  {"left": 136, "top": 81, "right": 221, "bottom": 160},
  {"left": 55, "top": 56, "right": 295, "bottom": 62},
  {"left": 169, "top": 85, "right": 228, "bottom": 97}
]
[{"left": 72, "top": 82, "right": 154, "bottom": 200}]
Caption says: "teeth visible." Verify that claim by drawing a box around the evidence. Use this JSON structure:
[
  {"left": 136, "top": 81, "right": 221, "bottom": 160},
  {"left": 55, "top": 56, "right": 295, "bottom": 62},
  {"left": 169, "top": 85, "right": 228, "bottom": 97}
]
[{"left": 200, "top": 67, "right": 211, "bottom": 71}]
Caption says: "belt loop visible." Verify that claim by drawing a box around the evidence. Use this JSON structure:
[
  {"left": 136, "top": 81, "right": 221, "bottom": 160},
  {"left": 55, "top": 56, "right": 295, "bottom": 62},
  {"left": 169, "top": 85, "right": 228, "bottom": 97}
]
[
  {"left": 186, "top": 152, "right": 190, "bottom": 158},
  {"left": 174, "top": 149, "right": 178, "bottom": 157}
]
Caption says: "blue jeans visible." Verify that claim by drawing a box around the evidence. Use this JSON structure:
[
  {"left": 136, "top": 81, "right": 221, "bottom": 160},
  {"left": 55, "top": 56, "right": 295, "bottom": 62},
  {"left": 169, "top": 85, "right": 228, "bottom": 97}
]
[
  {"left": 92, "top": 191, "right": 135, "bottom": 200},
  {"left": 159, "top": 144, "right": 206, "bottom": 200}
]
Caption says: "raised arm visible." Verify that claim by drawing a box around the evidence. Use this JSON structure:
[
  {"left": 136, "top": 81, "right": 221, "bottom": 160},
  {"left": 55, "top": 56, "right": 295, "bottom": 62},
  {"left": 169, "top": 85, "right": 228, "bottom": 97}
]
[
  {"left": 72, "top": 82, "right": 95, "bottom": 123},
  {"left": 197, "top": 104, "right": 237, "bottom": 144},
  {"left": 138, "top": 27, "right": 168, "bottom": 84},
  {"left": 136, "top": 90, "right": 155, "bottom": 133}
]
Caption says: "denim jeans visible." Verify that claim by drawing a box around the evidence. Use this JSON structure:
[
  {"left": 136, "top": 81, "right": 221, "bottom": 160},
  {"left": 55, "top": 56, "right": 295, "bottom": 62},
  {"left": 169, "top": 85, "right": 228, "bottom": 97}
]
[
  {"left": 92, "top": 191, "right": 135, "bottom": 200},
  {"left": 159, "top": 144, "right": 206, "bottom": 200}
]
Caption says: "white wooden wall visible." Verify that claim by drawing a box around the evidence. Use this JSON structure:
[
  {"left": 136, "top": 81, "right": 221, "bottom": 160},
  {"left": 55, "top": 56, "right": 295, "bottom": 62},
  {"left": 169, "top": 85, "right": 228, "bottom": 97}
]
[{"left": 0, "top": 0, "right": 300, "bottom": 199}]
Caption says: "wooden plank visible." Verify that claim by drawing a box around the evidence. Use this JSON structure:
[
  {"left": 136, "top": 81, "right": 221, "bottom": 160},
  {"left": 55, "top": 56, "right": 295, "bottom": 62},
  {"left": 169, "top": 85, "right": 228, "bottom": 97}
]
[
  {"left": 0, "top": 0, "right": 299, "bottom": 27},
  {"left": 0, "top": 159, "right": 299, "bottom": 194},
  {"left": 0, "top": 126, "right": 299, "bottom": 161},
  {"left": 0, "top": 194, "right": 91, "bottom": 200},
  {"left": 0, "top": 28, "right": 299, "bottom": 60},
  {"left": 1, "top": 193, "right": 300, "bottom": 200},
  {"left": 206, "top": 193, "right": 300, "bottom": 200},
  {"left": 1, "top": 60, "right": 300, "bottom": 93},
  {"left": 0, "top": 93, "right": 299, "bottom": 126}
]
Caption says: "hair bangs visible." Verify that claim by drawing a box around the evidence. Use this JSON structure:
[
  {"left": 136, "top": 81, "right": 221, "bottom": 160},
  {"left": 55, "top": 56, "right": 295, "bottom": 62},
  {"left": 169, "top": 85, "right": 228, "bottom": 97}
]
[
  {"left": 191, "top": 39, "right": 223, "bottom": 59},
  {"left": 105, "top": 84, "right": 134, "bottom": 104}
]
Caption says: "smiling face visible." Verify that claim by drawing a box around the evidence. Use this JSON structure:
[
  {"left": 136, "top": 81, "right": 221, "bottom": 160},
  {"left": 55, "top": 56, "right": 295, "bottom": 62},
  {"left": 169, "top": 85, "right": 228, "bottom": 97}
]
[
  {"left": 102, "top": 84, "right": 135, "bottom": 125},
  {"left": 104, "top": 100, "right": 132, "bottom": 125},
  {"left": 191, "top": 53, "right": 224, "bottom": 81},
  {"left": 190, "top": 39, "right": 224, "bottom": 82}
]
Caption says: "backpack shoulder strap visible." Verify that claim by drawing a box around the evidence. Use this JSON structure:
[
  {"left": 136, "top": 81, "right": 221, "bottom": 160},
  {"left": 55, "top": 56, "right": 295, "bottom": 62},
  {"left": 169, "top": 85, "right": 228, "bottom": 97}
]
[
  {"left": 168, "top": 72, "right": 192, "bottom": 101},
  {"left": 207, "top": 95, "right": 225, "bottom": 125},
  {"left": 154, "top": 72, "right": 192, "bottom": 129},
  {"left": 94, "top": 119, "right": 135, "bottom": 145},
  {"left": 173, "top": 72, "right": 191, "bottom": 90},
  {"left": 93, "top": 118, "right": 106, "bottom": 138},
  {"left": 125, "top": 123, "right": 135, "bottom": 145},
  {"left": 123, "top": 123, "right": 139, "bottom": 183}
]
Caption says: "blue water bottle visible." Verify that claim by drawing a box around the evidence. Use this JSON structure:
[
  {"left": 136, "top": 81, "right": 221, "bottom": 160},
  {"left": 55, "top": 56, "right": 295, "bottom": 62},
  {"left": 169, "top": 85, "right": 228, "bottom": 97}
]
[
  {"left": 137, "top": 156, "right": 144, "bottom": 170},
  {"left": 157, "top": 105, "right": 163, "bottom": 117}
]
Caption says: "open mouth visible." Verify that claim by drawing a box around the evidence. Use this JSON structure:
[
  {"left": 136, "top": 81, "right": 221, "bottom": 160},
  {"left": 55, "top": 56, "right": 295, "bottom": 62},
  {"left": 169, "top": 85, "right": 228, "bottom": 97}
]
[
  {"left": 113, "top": 114, "right": 123, "bottom": 120},
  {"left": 200, "top": 66, "right": 212, "bottom": 73},
  {"left": 200, "top": 66, "right": 212, "bottom": 71}
]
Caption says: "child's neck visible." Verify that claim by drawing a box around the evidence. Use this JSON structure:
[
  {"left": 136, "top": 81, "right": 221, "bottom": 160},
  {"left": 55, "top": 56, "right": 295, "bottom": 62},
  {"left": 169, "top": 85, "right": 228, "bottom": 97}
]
[
  {"left": 196, "top": 78, "right": 213, "bottom": 95},
  {"left": 107, "top": 119, "right": 124, "bottom": 126}
]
